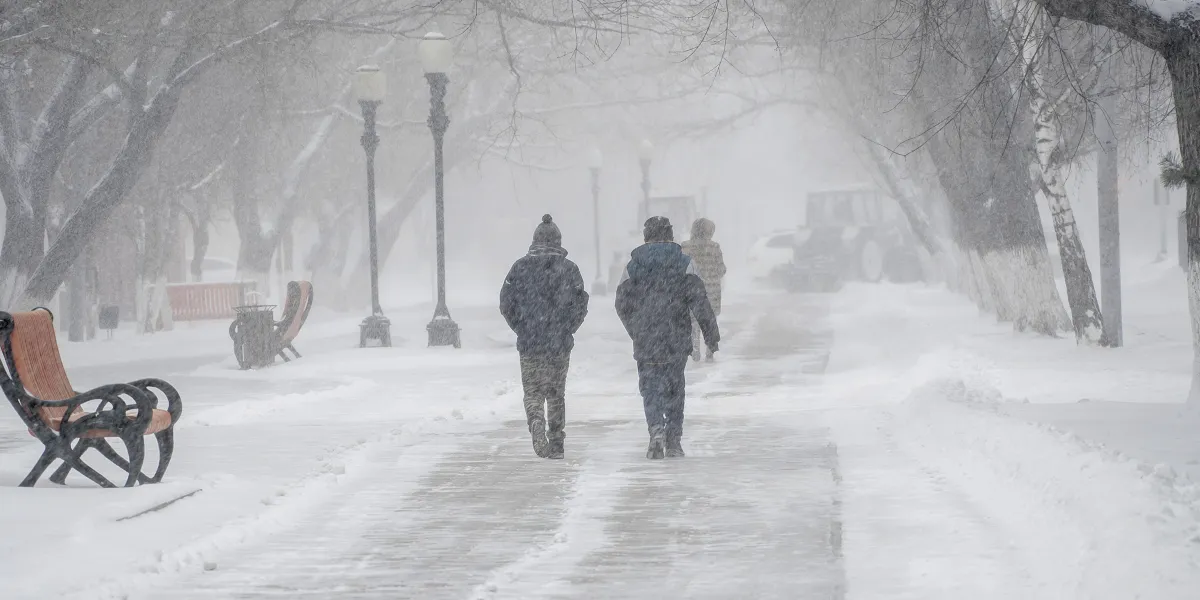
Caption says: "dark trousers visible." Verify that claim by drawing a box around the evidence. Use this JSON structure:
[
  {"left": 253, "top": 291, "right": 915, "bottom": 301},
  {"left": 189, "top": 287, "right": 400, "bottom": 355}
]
[
  {"left": 637, "top": 358, "right": 687, "bottom": 442},
  {"left": 520, "top": 353, "right": 569, "bottom": 441}
]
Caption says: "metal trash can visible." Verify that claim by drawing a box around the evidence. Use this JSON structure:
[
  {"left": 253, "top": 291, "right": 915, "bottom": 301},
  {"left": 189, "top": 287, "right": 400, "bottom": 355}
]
[{"left": 230, "top": 304, "right": 276, "bottom": 369}]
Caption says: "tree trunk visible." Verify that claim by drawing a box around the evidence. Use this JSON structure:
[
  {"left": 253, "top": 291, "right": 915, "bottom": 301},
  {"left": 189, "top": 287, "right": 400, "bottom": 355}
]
[
  {"left": 307, "top": 204, "right": 358, "bottom": 310},
  {"left": 66, "top": 259, "right": 86, "bottom": 342},
  {"left": 1030, "top": 94, "right": 1105, "bottom": 344},
  {"left": 1166, "top": 53, "right": 1200, "bottom": 405},
  {"left": 19, "top": 89, "right": 184, "bottom": 306},
  {"left": 181, "top": 196, "right": 213, "bottom": 282},
  {"left": 865, "top": 142, "right": 944, "bottom": 257},
  {"left": 0, "top": 206, "right": 43, "bottom": 308}
]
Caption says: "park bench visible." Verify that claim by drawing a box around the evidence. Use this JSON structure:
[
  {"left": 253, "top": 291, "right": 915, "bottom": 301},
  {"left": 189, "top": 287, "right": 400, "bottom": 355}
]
[
  {"left": 166, "top": 281, "right": 256, "bottom": 321},
  {"left": 0, "top": 308, "right": 183, "bottom": 488},
  {"left": 274, "top": 280, "right": 314, "bottom": 362}
]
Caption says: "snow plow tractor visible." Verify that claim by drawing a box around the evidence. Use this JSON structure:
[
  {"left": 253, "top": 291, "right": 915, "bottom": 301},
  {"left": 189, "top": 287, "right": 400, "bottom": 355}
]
[{"left": 787, "top": 186, "right": 923, "bottom": 290}]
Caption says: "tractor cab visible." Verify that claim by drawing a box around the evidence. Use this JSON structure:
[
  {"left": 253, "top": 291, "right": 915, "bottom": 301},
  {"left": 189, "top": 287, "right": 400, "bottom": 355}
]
[
  {"left": 790, "top": 186, "right": 922, "bottom": 288},
  {"left": 804, "top": 187, "right": 899, "bottom": 228}
]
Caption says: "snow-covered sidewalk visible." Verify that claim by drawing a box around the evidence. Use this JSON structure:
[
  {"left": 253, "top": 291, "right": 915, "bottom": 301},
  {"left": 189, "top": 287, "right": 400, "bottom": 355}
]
[{"left": 3, "top": 281, "right": 1200, "bottom": 598}]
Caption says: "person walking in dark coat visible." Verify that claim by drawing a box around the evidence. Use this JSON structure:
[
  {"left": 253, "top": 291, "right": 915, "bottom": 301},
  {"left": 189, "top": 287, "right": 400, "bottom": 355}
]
[
  {"left": 500, "top": 215, "right": 589, "bottom": 459},
  {"left": 615, "top": 216, "right": 720, "bottom": 459}
]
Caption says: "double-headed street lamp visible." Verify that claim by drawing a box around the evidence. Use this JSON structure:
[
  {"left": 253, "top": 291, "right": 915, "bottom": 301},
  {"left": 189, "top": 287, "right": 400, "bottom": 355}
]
[
  {"left": 589, "top": 148, "right": 605, "bottom": 296},
  {"left": 637, "top": 139, "right": 654, "bottom": 223},
  {"left": 421, "top": 31, "right": 461, "bottom": 348},
  {"left": 354, "top": 65, "right": 391, "bottom": 348}
]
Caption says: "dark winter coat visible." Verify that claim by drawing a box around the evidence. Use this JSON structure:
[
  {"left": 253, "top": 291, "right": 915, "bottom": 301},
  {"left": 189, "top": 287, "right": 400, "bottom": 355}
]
[
  {"left": 615, "top": 242, "right": 720, "bottom": 362},
  {"left": 500, "top": 244, "right": 589, "bottom": 356}
]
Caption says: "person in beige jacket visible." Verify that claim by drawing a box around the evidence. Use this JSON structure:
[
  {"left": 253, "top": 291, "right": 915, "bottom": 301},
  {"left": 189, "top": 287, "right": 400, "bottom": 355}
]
[{"left": 680, "top": 218, "right": 727, "bottom": 362}]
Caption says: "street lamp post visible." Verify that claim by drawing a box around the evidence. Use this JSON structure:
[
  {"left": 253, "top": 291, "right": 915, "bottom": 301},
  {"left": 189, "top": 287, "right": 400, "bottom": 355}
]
[
  {"left": 638, "top": 139, "right": 653, "bottom": 223},
  {"left": 421, "top": 31, "right": 461, "bottom": 348},
  {"left": 354, "top": 65, "right": 391, "bottom": 348},
  {"left": 589, "top": 148, "right": 605, "bottom": 296}
]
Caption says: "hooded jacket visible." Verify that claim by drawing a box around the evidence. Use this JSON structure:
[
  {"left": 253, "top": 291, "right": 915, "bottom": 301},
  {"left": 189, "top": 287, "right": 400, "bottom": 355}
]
[
  {"left": 500, "top": 244, "right": 589, "bottom": 355},
  {"left": 680, "top": 218, "right": 727, "bottom": 312},
  {"left": 615, "top": 242, "right": 720, "bottom": 361}
]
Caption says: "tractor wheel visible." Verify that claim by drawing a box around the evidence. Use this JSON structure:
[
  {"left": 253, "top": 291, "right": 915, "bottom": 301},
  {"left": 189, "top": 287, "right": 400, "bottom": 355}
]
[{"left": 857, "top": 239, "right": 885, "bottom": 283}]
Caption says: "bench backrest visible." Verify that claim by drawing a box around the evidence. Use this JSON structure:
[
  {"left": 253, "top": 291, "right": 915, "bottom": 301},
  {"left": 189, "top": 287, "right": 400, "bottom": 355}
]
[
  {"left": 167, "top": 281, "right": 256, "bottom": 321},
  {"left": 0, "top": 310, "right": 75, "bottom": 431},
  {"left": 278, "top": 281, "right": 313, "bottom": 345}
]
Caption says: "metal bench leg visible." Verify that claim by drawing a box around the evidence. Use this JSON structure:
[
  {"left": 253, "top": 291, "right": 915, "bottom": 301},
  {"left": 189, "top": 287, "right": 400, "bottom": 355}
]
[
  {"left": 94, "top": 439, "right": 153, "bottom": 485},
  {"left": 121, "top": 434, "right": 145, "bottom": 488},
  {"left": 50, "top": 438, "right": 120, "bottom": 488},
  {"left": 63, "top": 451, "right": 118, "bottom": 488},
  {"left": 20, "top": 447, "right": 57, "bottom": 487},
  {"left": 150, "top": 428, "right": 174, "bottom": 483},
  {"left": 49, "top": 438, "right": 93, "bottom": 484}
]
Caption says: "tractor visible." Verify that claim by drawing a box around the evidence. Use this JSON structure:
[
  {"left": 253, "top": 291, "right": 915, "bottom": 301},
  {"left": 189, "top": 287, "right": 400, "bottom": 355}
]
[{"left": 787, "top": 186, "right": 922, "bottom": 291}]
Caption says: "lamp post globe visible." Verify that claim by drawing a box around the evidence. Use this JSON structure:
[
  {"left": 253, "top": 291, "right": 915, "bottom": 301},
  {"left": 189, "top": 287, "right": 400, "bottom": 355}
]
[
  {"left": 638, "top": 138, "right": 654, "bottom": 163},
  {"left": 355, "top": 65, "right": 391, "bottom": 348},
  {"left": 353, "top": 65, "right": 386, "bottom": 103},
  {"left": 588, "top": 147, "right": 605, "bottom": 296},
  {"left": 422, "top": 30, "right": 461, "bottom": 348}
]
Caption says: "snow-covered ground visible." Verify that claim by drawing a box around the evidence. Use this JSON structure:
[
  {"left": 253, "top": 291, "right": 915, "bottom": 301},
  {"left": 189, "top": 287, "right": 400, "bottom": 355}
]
[{"left": 3, "top": 270, "right": 1200, "bottom": 598}]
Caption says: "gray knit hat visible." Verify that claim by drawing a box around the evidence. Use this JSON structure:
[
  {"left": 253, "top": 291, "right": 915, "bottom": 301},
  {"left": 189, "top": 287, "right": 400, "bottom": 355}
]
[{"left": 532, "top": 214, "right": 562, "bottom": 246}]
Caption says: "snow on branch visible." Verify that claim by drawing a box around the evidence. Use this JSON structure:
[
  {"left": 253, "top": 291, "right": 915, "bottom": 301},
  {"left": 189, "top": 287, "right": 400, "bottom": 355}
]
[{"left": 1031, "top": 0, "right": 1178, "bottom": 52}]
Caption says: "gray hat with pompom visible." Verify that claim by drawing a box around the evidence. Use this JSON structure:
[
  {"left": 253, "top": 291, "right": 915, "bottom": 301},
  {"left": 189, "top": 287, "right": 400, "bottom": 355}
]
[{"left": 532, "top": 214, "right": 562, "bottom": 246}]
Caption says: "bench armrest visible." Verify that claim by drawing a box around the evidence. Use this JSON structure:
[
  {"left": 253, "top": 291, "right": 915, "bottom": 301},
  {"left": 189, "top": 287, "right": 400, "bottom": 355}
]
[
  {"left": 31, "top": 383, "right": 156, "bottom": 438},
  {"left": 127, "top": 378, "right": 183, "bottom": 424}
]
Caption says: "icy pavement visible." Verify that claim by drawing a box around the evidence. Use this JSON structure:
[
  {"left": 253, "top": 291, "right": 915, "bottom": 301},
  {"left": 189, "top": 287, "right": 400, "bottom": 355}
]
[
  {"left": 4, "top": 284, "right": 1200, "bottom": 598},
  {"left": 143, "top": 418, "right": 840, "bottom": 600}
]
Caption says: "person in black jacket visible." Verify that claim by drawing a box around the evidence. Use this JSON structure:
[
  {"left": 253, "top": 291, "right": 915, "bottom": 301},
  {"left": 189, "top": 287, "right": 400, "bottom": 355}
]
[
  {"left": 500, "top": 214, "right": 589, "bottom": 459},
  {"left": 616, "top": 216, "right": 720, "bottom": 459}
]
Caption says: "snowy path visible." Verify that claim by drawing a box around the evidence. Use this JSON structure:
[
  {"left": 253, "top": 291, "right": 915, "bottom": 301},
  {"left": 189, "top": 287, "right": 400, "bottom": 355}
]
[
  {"left": 6, "top": 286, "right": 1187, "bottom": 598},
  {"left": 141, "top": 416, "right": 841, "bottom": 599},
  {"left": 127, "top": 294, "right": 844, "bottom": 599}
]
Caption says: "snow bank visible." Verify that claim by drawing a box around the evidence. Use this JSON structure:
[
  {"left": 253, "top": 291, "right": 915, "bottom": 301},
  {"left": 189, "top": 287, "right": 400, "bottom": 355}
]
[{"left": 891, "top": 376, "right": 1200, "bottom": 597}]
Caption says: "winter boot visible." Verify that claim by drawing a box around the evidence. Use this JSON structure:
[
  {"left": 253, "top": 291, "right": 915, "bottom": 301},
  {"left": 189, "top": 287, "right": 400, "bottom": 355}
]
[
  {"left": 529, "top": 418, "right": 549, "bottom": 458},
  {"left": 666, "top": 437, "right": 685, "bottom": 458},
  {"left": 547, "top": 435, "right": 564, "bottom": 460},
  {"left": 646, "top": 430, "right": 666, "bottom": 460}
]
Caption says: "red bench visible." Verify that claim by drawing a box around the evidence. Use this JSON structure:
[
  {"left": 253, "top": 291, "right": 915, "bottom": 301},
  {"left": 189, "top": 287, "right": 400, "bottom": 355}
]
[{"left": 166, "top": 281, "right": 257, "bottom": 321}]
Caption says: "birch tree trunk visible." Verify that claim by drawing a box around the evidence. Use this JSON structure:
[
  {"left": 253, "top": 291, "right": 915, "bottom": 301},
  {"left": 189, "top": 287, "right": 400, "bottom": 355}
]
[{"left": 1029, "top": 86, "right": 1105, "bottom": 344}]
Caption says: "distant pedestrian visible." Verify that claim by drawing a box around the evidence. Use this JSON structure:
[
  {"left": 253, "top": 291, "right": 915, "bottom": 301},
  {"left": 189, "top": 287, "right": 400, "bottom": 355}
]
[
  {"left": 500, "top": 215, "right": 590, "bottom": 459},
  {"left": 616, "top": 216, "right": 720, "bottom": 459},
  {"left": 681, "top": 218, "right": 727, "bottom": 362}
]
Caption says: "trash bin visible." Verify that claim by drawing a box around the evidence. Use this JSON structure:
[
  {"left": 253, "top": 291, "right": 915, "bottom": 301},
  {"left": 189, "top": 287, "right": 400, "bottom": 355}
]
[{"left": 230, "top": 304, "right": 276, "bottom": 369}]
